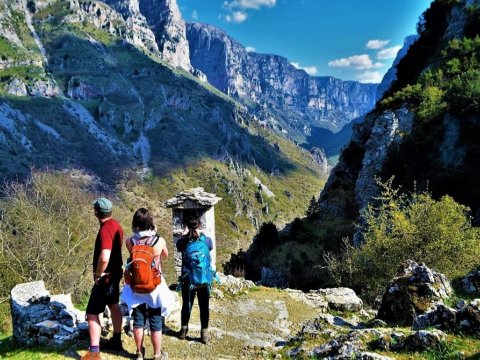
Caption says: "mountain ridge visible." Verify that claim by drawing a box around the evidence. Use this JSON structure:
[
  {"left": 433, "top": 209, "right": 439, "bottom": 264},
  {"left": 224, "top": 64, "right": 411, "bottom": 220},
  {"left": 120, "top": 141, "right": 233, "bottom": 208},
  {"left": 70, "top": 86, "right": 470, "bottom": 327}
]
[{"left": 186, "top": 21, "right": 378, "bottom": 138}]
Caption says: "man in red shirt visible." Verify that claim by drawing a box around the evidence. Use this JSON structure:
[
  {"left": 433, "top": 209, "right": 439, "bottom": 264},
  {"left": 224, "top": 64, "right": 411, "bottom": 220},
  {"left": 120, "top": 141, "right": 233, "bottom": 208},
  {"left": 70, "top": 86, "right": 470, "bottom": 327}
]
[{"left": 82, "top": 198, "right": 124, "bottom": 360}]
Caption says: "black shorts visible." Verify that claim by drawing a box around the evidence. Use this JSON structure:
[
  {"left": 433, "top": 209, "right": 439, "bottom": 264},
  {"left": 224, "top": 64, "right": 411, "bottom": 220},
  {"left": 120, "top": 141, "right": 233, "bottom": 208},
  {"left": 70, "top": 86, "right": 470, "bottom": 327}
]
[{"left": 85, "top": 279, "right": 120, "bottom": 315}]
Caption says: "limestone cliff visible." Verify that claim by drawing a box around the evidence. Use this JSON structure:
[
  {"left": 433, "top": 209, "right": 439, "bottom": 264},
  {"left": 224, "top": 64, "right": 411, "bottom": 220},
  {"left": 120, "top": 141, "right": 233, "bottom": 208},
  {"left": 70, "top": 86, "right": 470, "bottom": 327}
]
[
  {"left": 186, "top": 22, "right": 377, "bottom": 135},
  {"left": 87, "top": 0, "right": 192, "bottom": 71},
  {"left": 137, "top": 0, "right": 191, "bottom": 70},
  {"left": 318, "top": 0, "right": 480, "bottom": 224}
]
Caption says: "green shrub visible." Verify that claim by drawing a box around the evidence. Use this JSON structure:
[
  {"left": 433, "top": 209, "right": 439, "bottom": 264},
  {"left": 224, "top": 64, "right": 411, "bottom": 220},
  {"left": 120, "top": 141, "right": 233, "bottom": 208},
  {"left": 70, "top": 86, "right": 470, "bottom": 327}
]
[
  {"left": 417, "top": 86, "right": 447, "bottom": 120},
  {"left": 381, "top": 34, "right": 480, "bottom": 122},
  {"left": 447, "top": 69, "right": 480, "bottom": 114},
  {"left": 325, "top": 179, "right": 480, "bottom": 302}
]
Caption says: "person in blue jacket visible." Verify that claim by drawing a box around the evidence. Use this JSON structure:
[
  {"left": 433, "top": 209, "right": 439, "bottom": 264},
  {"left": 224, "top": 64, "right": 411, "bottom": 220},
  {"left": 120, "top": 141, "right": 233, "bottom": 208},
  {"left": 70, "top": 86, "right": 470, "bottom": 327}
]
[{"left": 176, "top": 215, "right": 213, "bottom": 344}]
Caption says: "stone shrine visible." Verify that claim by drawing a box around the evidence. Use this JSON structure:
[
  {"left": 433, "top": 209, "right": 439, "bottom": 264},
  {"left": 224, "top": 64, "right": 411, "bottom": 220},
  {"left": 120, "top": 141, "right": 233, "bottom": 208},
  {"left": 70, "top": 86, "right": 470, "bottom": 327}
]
[{"left": 165, "top": 187, "right": 221, "bottom": 275}]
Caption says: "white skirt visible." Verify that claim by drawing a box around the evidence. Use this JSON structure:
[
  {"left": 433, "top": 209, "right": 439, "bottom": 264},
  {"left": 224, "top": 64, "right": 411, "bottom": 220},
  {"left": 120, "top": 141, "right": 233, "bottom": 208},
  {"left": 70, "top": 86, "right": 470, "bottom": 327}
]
[{"left": 121, "top": 276, "right": 175, "bottom": 318}]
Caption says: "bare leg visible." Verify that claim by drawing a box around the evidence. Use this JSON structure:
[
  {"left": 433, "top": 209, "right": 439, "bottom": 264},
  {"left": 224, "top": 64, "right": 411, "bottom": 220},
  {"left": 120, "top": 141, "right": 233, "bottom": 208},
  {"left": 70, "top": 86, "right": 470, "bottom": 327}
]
[
  {"left": 108, "top": 303, "right": 123, "bottom": 334},
  {"left": 86, "top": 314, "right": 101, "bottom": 347},
  {"left": 133, "top": 327, "right": 144, "bottom": 354},
  {"left": 151, "top": 330, "right": 162, "bottom": 356}
]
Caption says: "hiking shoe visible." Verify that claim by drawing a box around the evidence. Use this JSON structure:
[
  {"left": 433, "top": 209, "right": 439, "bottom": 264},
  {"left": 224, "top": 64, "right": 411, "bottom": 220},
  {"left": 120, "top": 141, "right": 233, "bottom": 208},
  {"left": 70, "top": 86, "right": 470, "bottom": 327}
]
[
  {"left": 178, "top": 326, "right": 188, "bottom": 340},
  {"left": 153, "top": 351, "right": 168, "bottom": 360},
  {"left": 100, "top": 337, "right": 124, "bottom": 353},
  {"left": 135, "top": 347, "right": 145, "bottom": 360},
  {"left": 80, "top": 350, "right": 101, "bottom": 360},
  {"left": 200, "top": 328, "right": 210, "bottom": 344}
]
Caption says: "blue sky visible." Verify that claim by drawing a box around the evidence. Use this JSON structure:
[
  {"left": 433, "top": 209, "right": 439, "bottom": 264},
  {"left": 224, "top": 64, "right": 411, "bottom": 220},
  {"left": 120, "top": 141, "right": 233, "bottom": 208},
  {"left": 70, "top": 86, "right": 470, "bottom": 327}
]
[{"left": 177, "top": 0, "right": 433, "bottom": 83}]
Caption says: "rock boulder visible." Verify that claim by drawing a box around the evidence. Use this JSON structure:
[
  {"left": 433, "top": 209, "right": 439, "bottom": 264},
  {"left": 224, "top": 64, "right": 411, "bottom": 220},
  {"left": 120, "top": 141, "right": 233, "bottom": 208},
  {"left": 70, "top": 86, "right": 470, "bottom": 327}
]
[
  {"left": 217, "top": 273, "right": 255, "bottom": 295},
  {"left": 405, "top": 330, "right": 447, "bottom": 351},
  {"left": 377, "top": 260, "right": 452, "bottom": 325},
  {"left": 301, "top": 332, "right": 392, "bottom": 360},
  {"left": 413, "top": 304, "right": 457, "bottom": 331},
  {"left": 310, "top": 288, "right": 363, "bottom": 312},
  {"left": 462, "top": 269, "right": 480, "bottom": 294}
]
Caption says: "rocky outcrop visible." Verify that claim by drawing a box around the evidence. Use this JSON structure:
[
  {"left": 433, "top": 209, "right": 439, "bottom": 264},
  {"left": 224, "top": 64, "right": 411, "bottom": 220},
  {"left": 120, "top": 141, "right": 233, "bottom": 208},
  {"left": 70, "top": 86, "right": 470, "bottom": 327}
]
[
  {"left": 216, "top": 273, "right": 256, "bottom": 295},
  {"left": 311, "top": 288, "right": 363, "bottom": 312},
  {"left": 462, "top": 268, "right": 480, "bottom": 293},
  {"left": 317, "top": 106, "right": 412, "bottom": 225},
  {"left": 377, "top": 260, "right": 452, "bottom": 325},
  {"left": 354, "top": 107, "right": 413, "bottom": 212},
  {"left": 414, "top": 299, "right": 480, "bottom": 335},
  {"left": 374, "top": 329, "right": 447, "bottom": 352},
  {"left": 5, "top": 76, "right": 60, "bottom": 97},
  {"left": 72, "top": 0, "right": 191, "bottom": 71},
  {"left": 317, "top": 105, "right": 413, "bottom": 226},
  {"left": 138, "top": 0, "right": 191, "bottom": 70},
  {"left": 28, "top": 78, "right": 61, "bottom": 97},
  {"left": 289, "top": 331, "right": 392, "bottom": 359},
  {"left": 10, "top": 281, "right": 88, "bottom": 347},
  {"left": 286, "top": 287, "right": 363, "bottom": 312},
  {"left": 186, "top": 22, "right": 377, "bottom": 134},
  {"left": 310, "top": 147, "right": 330, "bottom": 174},
  {"left": 6, "top": 78, "right": 28, "bottom": 96},
  {"left": 413, "top": 303, "right": 457, "bottom": 331},
  {"left": 72, "top": 0, "right": 158, "bottom": 56}
]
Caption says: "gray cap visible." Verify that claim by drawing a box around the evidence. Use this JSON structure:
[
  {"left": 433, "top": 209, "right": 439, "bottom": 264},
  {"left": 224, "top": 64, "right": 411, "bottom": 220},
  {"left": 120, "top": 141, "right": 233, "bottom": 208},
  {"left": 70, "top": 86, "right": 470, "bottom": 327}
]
[{"left": 93, "top": 197, "right": 113, "bottom": 214}]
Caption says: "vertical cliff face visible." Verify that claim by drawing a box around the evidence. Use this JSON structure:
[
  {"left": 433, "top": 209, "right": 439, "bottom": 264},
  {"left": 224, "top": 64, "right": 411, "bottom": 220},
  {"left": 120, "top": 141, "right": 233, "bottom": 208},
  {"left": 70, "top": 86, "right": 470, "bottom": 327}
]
[
  {"left": 103, "top": 0, "right": 191, "bottom": 71},
  {"left": 138, "top": 0, "right": 191, "bottom": 70},
  {"left": 318, "top": 0, "right": 480, "bottom": 225},
  {"left": 186, "top": 22, "right": 377, "bottom": 135},
  {"left": 187, "top": 22, "right": 248, "bottom": 94}
]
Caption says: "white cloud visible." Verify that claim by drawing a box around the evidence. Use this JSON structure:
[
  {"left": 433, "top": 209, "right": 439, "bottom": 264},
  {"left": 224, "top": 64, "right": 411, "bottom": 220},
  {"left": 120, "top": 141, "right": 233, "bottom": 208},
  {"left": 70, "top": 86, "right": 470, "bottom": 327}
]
[
  {"left": 377, "top": 45, "right": 403, "bottom": 60},
  {"left": 223, "top": 0, "right": 276, "bottom": 10},
  {"left": 366, "top": 39, "right": 390, "bottom": 49},
  {"left": 222, "top": 0, "right": 275, "bottom": 24},
  {"left": 356, "top": 71, "right": 383, "bottom": 83},
  {"left": 245, "top": 46, "right": 256, "bottom": 52},
  {"left": 192, "top": 10, "right": 198, "bottom": 20},
  {"left": 328, "top": 54, "right": 383, "bottom": 70},
  {"left": 291, "top": 62, "right": 318, "bottom": 76},
  {"left": 226, "top": 11, "right": 248, "bottom": 23}
]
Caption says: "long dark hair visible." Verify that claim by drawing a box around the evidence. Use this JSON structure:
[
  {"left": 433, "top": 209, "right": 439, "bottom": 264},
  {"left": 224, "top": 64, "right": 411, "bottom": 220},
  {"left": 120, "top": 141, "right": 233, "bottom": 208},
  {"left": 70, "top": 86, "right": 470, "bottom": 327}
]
[
  {"left": 132, "top": 208, "right": 155, "bottom": 232},
  {"left": 184, "top": 215, "right": 201, "bottom": 239}
]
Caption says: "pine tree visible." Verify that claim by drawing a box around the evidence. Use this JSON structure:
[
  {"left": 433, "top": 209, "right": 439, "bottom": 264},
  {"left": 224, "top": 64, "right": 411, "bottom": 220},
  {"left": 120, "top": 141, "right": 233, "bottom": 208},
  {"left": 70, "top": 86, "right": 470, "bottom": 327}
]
[{"left": 306, "top": 195, "right": 317, "bottom": 218}]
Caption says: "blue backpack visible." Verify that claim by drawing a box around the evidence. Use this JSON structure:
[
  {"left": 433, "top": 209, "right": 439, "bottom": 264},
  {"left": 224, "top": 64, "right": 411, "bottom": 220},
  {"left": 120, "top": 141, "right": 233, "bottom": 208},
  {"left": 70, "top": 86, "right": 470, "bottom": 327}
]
[{"left": 183, "top": 234, "right": 214, "bottom": 289}]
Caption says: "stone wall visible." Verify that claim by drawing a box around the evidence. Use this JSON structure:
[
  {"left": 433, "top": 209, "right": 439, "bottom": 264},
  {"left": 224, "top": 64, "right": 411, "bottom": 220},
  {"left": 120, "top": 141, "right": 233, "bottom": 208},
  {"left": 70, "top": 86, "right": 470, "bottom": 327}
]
[{"left": 10, "top": 281, "right": 88, "bottom": 347}]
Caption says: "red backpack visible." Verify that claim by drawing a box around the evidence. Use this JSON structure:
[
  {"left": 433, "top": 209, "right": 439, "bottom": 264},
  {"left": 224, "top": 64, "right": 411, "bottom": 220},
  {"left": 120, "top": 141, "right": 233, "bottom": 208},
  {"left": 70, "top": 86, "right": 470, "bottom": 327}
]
[{"left": 125, "top": 235, "right": 160, "bottom": 293}]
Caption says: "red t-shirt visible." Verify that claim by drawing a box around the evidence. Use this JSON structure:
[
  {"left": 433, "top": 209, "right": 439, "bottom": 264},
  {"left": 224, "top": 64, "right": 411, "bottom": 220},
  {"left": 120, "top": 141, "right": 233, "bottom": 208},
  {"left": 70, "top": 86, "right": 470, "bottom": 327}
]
[{"left": 93, "top": 218, "right": 124, "bottom": 279}]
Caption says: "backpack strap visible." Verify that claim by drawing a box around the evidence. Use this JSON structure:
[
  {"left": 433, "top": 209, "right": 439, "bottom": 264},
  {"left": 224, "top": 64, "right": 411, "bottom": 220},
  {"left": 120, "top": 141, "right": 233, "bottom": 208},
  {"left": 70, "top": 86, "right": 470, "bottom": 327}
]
[
  {"left": 131, "top": 234, "right": 159, "bottom": 247},
  {"left": 150, "top": 235, "right": 160, "bottom": 247},
  {"left": 130, "top": 237, "right": 136, "bottom": 246}
]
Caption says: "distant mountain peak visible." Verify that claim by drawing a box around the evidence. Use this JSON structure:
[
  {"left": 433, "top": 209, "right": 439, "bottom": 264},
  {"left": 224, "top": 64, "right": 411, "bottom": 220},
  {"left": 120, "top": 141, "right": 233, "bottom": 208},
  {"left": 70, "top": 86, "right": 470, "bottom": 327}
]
[{"left": 186, "top": 21, "right": 377, "bottom": 137}]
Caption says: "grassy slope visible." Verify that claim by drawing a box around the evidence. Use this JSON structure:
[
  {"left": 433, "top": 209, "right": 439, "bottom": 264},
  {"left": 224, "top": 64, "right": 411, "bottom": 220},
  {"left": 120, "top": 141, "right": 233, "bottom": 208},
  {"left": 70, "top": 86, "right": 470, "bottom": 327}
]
[{"left": 120, "top": 157, "right": 323, "bottom": 275}]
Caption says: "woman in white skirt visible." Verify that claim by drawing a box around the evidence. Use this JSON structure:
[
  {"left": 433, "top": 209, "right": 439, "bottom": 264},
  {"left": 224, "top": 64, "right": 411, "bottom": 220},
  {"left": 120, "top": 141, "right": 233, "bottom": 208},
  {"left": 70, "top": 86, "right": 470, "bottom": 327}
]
[{"left": 121, "top": 208, "right": 173, "bottom": 360}]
